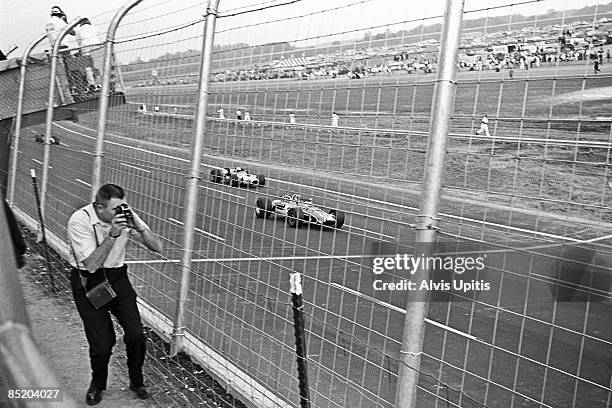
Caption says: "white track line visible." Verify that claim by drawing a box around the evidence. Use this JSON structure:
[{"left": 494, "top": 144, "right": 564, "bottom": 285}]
[
  {"left": 75, "top": 178, "right": 91, "bottom": 187},
  {"left": 345, "top": 225, "right": 395, "bottom": 239},
  {"left": 121, "top": 163, "right": 151, "bottom": 173},
  {"left": 329, "top": 283, "right": 477, "bottom": 340},
  {"left": 167, "top": 217, "right": 226, "bottom": 242},
  {"left": 199, "top": 185, "right": 245, "bottom": 200},
  {"left": 32, "top": 159, "right": 52, "bottom": 168},
  {"left": 81, "top": 150, "right": 92, "bottom": 155},
  {"left": 125, "top": 254, "right": 371, "bottom": 265}
]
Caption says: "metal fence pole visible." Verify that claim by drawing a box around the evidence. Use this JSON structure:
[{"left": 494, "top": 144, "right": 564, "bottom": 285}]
[
  {"left": 394, "top": 1, "right": 465, "bottom": 407},
  {"left": 40, "top": 17, "right": 86, "bottom": 219},
  {"left": 7, "top": 34, "right": 47, "bottom": 206},
  {"left": 91, "top": 0, "right": 144, "bottom": 200},
  {"left": 290, "top": 273, "right": 311, "bottom": 408},
  {"left": 170, "top": 0, "right": 220, "bottom": 356}
]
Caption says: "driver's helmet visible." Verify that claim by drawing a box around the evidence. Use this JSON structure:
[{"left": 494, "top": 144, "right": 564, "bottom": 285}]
[
  {"left": 304, "top": 197, "right": 313, "bottom": 204},
  {"left": 235, "top": 167, "right": 243, "bottom": 171},
  {"left": 292, "top": 194, "right": 301, "bottom": 201}
]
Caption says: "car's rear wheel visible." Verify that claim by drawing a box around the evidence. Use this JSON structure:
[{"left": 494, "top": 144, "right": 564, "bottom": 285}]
[
  {"left": 257, "top": 175, "right": 266, "bottom": 186},
  {"left": 210, "top": 169, "right": 222, "bottom": 183},
  {"left": 329, "top": 210, "right": 345, "bottom": 229},
  {"left": 230, "top": 174, "right": 240, "bottom": 187},
  {"left": 255, "top": 197, "right": 274, "bottom": 219},
  {"left": 287, "top": 208, "right": 303, "bottom": 228}
]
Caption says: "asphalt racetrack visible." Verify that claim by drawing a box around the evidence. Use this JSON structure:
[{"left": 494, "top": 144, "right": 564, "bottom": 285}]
[{"left": 14, "top": 62, "right": 612, "bottom": 408}]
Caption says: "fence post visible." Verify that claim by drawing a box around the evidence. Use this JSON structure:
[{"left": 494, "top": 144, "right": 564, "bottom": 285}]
[
  {"left": 40, "top": 17, "right": 86, "bottom": 219},
  {"left": 91, "top": 0, "right": 144, "bottom": 200},
  {"left": 30, "top": 169, "right": 56, "bottom": 291},
  {"left": 7, "top": 34, "right": 47, "bottom": 207},
  {"left": 290, "top": 273, "right": 311, "bottom": 408},
  {"left": 170, "top": 0, "right": 221, "bottom": 356},
  {"left": 394, "top": 1, "right": 465, "bottom": 407}
]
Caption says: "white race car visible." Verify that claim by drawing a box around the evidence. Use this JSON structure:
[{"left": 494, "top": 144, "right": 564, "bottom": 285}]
[
  {"left": 255, "top": 194, "right": 345, "bottom": 229},
  {"left": 210, "top": 167, "right": 265, "bottom": 187}
]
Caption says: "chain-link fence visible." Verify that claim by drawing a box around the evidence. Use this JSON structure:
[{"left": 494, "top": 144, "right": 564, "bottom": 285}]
[{"left": 3, "top": 0, "right": 612, "bottom": 407}]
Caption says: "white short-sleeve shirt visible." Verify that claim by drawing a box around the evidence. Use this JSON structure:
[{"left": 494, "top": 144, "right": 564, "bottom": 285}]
[
  {"left": 75, "top": 24, "right": 102, "bottom": 48},
  {"left": 67, "top": 203, "right": 146, "bottom": 269}
]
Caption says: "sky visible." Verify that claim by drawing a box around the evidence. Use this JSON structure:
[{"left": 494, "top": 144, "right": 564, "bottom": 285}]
[{"left": 1, "top": 0, "right": 608, "bottom": 58}]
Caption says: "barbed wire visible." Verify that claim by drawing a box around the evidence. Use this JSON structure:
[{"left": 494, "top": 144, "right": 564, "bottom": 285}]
[
  {"left": 115, "top": 18, "right": 204, "bottom": 44},
  {"left": 217, "top": 0, "right": 372, "bottom": 32},
  {"left": 217, "top": 0, "right": 304, "bottom": 19}
]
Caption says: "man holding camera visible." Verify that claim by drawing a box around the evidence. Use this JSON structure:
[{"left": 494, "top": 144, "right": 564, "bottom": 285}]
[{"left": 67, "top": 184, "right": 162, "bottom": 405}]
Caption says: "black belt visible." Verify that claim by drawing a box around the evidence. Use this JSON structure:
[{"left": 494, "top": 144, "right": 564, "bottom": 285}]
[{"left": 74, "top": 265, "right": 126, "bottom": 275}]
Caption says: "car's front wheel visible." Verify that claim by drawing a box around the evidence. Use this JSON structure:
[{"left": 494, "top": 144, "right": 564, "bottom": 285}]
[
  {"left": 257, "top": 175, "right": 266, "bottom": 186},
  {"left": 287, "top": 207, "right": 304, "bottom": 228},
  {"left": 329, "top": 210, "right": 345, "bottom": 229},
  {"left": 255, "top": 197, "right": 274, "bottom": 219},
  {"left": 210, "top": 169, "right": 223, "bottom": 183}
]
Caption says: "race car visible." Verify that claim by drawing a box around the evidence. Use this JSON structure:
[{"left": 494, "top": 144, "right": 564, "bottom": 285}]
[
  {"left": 210, "top": 167, "right": 265, "bottom": 187},
  {"left": 255, "top": 194, "right": 345, "bottom": 229},
  {"left": 34, "top": 133, "right": 60, "bottom": 145}
]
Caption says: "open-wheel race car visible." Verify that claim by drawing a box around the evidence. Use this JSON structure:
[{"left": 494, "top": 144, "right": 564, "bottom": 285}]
[
  {"left": 210, "top": 167, "right": 265, "bottom": 187},
  {"left": 34, "top": 133, "right": 60, "bottom": 145},
  {"left": 255, "top": 194, "right": 345, "bottom": 229}
]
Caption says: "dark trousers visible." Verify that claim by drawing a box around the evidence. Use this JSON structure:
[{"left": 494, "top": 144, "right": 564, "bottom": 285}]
[{"left": 70, "top": 266, "right": 146, "bottom": 390}]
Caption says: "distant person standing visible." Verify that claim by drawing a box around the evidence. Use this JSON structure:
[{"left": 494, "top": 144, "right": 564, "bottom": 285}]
[
  {"left": 331, "top": 112, "right": 339, "bottom": 127},
  {"left": 607, "top": 49, "right": 611, "bottom": 63},
  {"left": 508, "top": 68, "right": 514, "bottom": 79},
  {"left": 75, "top": 18, "right": 102, "bottom": 91},
  {"left": 475, "top": 114, "right": 490, "bottom": 137},
  {"left": 594, "top": 59, "right": 601, "bottom": 74},
  {"left": 46, "top": 6, "right": 84, "bottom": 98},
  {"left": 289, "top": 112, "right": 296, "bottom": 125},
  {"left": 244, "top": 111, "right": 251, "bottom": 121},
  {"left": 45, "top": 6, "right": 74, "bottom": 47},
  {"left": 236, "top": 109, "right": 242, "bottom": 120},
  {"left": 217, "top": 108, "right": 225, "bottom": 119}
]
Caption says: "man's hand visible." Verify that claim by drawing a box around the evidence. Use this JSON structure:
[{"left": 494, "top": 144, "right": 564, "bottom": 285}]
[
  {"left": 123, "top": 204, "right": 146, "bottom": 232},
  {"left": 109, "top": 212, "right": 128, "bottom": 238}
]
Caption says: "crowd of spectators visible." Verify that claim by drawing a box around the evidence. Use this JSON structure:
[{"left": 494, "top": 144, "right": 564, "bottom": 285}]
[{"left": 126, "top": 16, "right": 612, "bottom": 88}]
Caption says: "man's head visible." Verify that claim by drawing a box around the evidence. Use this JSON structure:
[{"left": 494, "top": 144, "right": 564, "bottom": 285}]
[
  {"left": 50, "top": 6, "right": 65, "bottom": 17},
  {"left": 94, "top": 183, "right": 126, "bottom": 223}
]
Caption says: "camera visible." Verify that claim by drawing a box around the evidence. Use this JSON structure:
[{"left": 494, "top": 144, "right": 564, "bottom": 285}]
[{"left": 115, "top": 203, "right": 133, "bottom": 223}]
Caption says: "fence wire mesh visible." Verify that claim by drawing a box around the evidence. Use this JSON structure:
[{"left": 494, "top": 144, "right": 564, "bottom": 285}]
[{"left": 5, "top": 0, "right": 612, "bottom": 407}]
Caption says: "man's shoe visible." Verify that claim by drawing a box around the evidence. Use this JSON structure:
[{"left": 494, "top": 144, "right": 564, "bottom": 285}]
[
  {"left": 129, "top": 384, "right": 150, "bottom": 400},
  {"left": 85, "top": 388, "right": 103, "bottom": 406}
]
